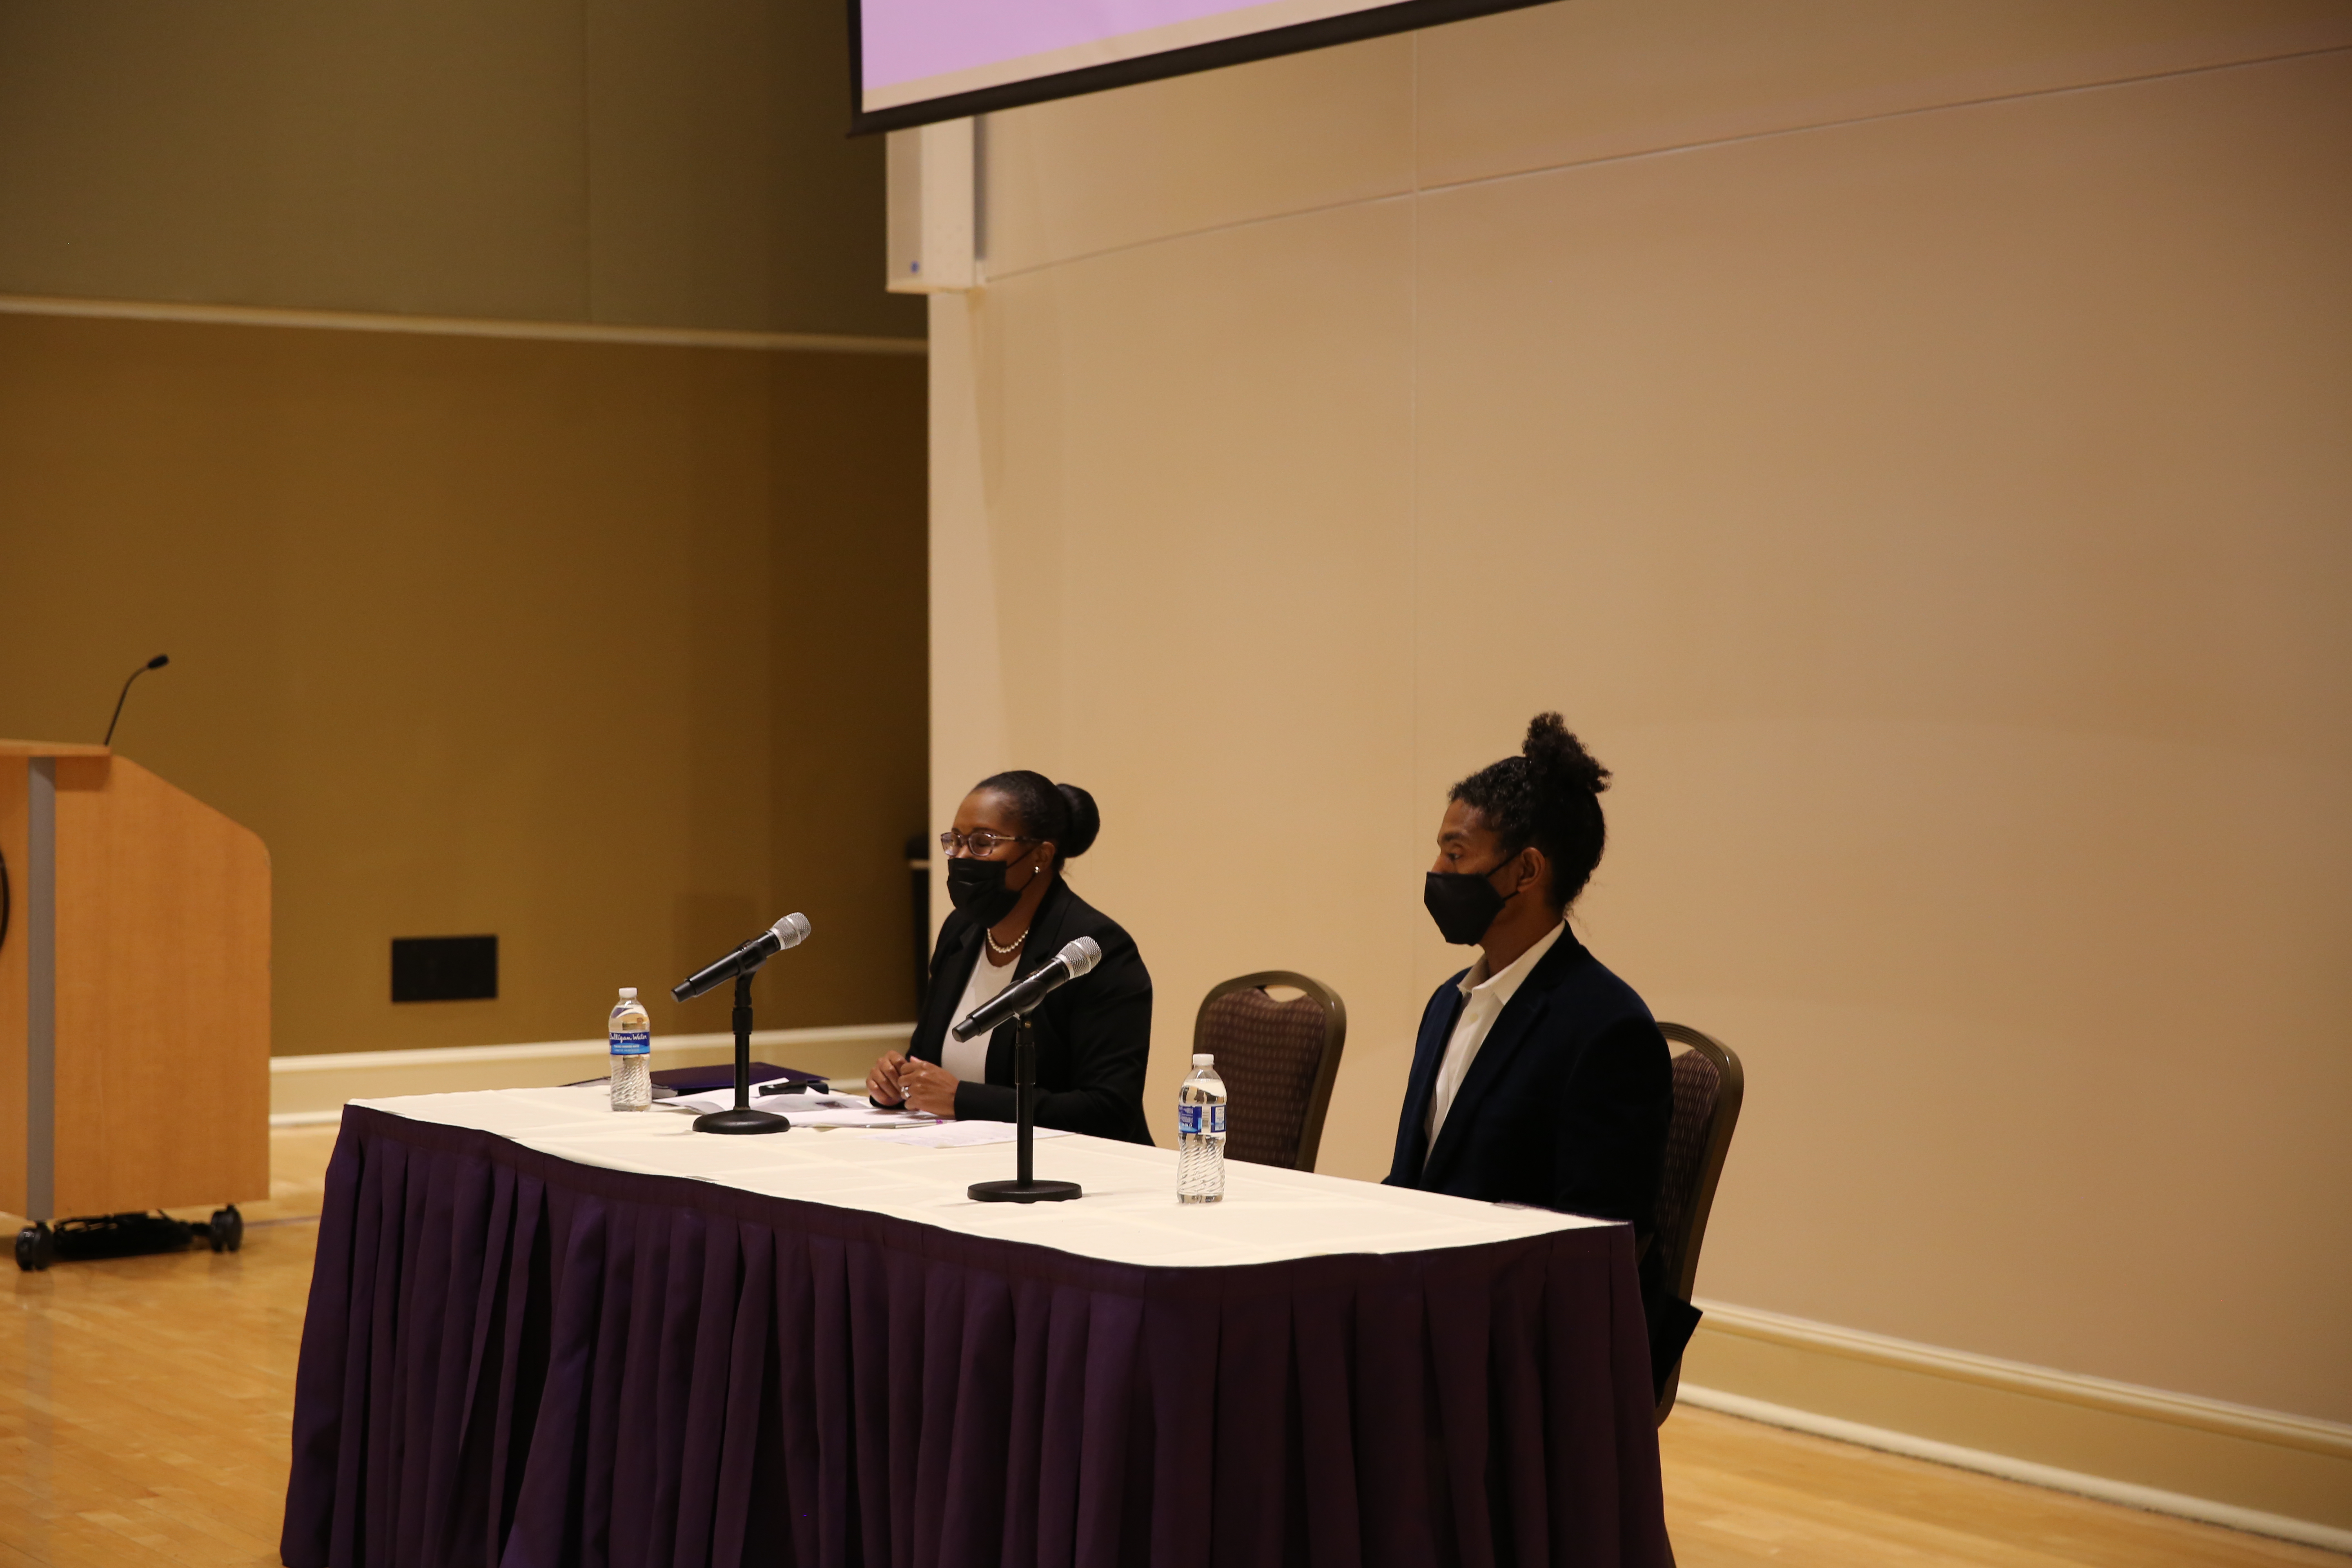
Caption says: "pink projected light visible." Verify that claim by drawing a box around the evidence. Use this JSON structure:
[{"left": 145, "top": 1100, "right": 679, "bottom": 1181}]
[
  {"left": 864, "top": 0, "right": 1252, "bottom": 91},
  {"left": 850, "top": 0, "right": 1543, "bottom": 130}
]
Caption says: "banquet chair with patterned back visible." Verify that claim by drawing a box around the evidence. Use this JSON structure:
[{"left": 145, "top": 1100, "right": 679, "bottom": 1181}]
[
  {"left": 1649, "top": 1021, "right": 1744, "bottom": 1425},
  {"left": 1192, "top": 971, "right": 1348, "bottom": 1171}
]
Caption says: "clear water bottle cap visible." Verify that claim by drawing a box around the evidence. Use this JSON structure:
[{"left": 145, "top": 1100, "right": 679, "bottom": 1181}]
[
  {"left": 1192, "top": 1053, "right": 1213, "bottom": 1067},
  {"left": 618, "top": 987, "right": 638, "bottom": 999}
]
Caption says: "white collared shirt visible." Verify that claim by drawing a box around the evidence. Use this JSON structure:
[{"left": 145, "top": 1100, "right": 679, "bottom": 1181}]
[{"left": 1423, "top": 920, "right": 1568, "bottom": 1152}]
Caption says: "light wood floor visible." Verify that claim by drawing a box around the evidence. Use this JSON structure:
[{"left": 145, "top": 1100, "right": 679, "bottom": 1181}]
[{"left": 2, "top": 1129, "right": 2338, "bottom": 1568}]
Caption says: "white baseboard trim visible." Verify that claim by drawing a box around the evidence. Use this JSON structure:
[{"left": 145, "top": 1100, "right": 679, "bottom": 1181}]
[
  {"left": 1677, "top": 1384, "right": 2352, "bottom": 1556},
  {"left": 269, "top": 1023, "right": 914, "bottom": 1125},
  {"left": 1693, "top": 1298, "right": 2352, "bottom": 1459},
  {"left": 0, "top": 292, "right": 927, "bottom": 356},
  {"left": 1684, "top": 1298, "right": 2352, "bottom": 1552}
]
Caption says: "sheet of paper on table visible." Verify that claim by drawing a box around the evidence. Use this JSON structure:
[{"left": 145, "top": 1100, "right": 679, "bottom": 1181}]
[
  {"left": 864, "top": 1121, "right": 1074, "bottom": 1149},
  {"left": 662, "top": 1089, "right": 935, "bottom": 1127}
]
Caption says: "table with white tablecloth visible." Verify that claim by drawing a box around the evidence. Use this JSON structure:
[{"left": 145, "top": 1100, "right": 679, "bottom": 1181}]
[{"left": 281, "top": 1087, "right": 1673, "bottom": 1568}]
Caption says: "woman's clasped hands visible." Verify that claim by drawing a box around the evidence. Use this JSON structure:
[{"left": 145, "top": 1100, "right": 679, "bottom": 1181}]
[{"left": 866, "top": 1050, "right": 958, "bottom": 1118}]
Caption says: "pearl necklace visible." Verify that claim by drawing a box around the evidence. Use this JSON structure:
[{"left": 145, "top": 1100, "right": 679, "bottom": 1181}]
[{"left": 985, "top": 924, "right": 1027, "bottom": 958}]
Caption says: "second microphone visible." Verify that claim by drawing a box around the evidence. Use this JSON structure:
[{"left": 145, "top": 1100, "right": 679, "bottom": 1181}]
[{"left": 952, "top": 936, "right": 1102, "bottom": 1041}]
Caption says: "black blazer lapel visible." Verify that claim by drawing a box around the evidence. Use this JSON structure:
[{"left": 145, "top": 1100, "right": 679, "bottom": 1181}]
[
  {"left": 1418, "top": 932, "right": 1589, "bottom": 1186},
  {"left": 1391, "top": 983, "right": 1466, "bottom": 1181},
  {"left": 1419, "top": 985, "right": 1551, "bottom": 1187}
]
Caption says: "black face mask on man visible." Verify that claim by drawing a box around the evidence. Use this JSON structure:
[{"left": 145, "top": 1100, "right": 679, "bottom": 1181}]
[
  {"left": 946, "top": 855, "right": 1027, "bottom": 929},
  {"left": 1423, "top": 857, "right": 1523, "bottom": 946}
]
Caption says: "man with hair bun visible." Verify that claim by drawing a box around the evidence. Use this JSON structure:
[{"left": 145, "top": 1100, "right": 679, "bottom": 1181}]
[{"left": 1387, "top": 715, "right": 1690, "bottom": 1387}]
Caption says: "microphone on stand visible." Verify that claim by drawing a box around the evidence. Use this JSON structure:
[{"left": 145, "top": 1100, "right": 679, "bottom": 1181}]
[
  {"left": 952, "top": 937, "right": 1103, "bottom": 1040},
  {"left": 103, "top": 655, "right": 169, "bottom": 747},
  {"left": 669, "top": 913, "right": 811, "bottom": 1137},
  {"left": 672, "top": 912, "right": 811, "bottom": 1002},
  {"left": 958, "top": 936, "right": 1104, "bottom": 1207}
]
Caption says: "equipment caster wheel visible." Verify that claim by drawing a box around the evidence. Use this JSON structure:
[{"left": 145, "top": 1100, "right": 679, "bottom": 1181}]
[
  {"left": 15, "top": 1222, "right": 55, "bottom": 1272},
  {"left": 205, "top": 1207, "right": 243, "bottom": 1253}
]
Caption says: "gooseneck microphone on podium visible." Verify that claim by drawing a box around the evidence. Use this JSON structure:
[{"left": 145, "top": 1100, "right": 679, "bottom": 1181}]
[
  {"left": 103, "top": 655, "right": 169, "bottom": 747},
  {"left": 672, "top": 913, "right": 811, "bottom": 1135},
  {"left": 962, "top": 936, "right": 1101, "bottom": 1204}
]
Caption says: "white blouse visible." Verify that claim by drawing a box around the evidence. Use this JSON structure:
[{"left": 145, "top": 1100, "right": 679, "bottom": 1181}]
[{"left": 941, "top": 946, "right": 1018, "bottom": 1085}]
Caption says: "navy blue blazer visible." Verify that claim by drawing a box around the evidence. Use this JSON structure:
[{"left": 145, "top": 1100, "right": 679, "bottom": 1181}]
[
  {"left": 1385, "top": 929, "right": 1670, "bottom": 1242},
  {"left": 1387, "top": 928, "right": 1700, "bottom": 1391}
]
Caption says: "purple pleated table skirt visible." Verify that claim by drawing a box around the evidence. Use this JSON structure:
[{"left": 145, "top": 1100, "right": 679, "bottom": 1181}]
[{"left": 281, "top": 1106, "right": 1673, "bottom": 1568}]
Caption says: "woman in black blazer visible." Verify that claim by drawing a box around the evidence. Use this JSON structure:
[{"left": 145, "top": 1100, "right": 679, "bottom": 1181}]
[{"left": 865, "top": 771, "right": 1154, "bottom": 1145}]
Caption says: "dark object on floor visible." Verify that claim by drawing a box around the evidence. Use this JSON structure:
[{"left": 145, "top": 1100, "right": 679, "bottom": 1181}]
[{"left": 15, "top": 1206, "right": 243, "bottom": 1271}]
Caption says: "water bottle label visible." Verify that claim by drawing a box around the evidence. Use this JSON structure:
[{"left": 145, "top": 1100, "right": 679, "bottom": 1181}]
[
  {"left": 1177, "top": 1103, "right": 1226, "bottom": 1137},
  {"left": 610, "top": 1030, "right": 650, "bottom": 1057}
]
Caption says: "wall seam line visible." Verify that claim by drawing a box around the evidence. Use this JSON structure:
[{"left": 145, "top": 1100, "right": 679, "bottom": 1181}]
[
  {"left": 980, "top": 38, "right": 2352, "bottom": 287},
  {"left": 1408, "top": 29, "right": 1421, "bottom": 913},
  {"left": 579, "top": 0, "right": 595, "bottom": 322},
  {"left": 1410, "top": 38, "right": 2352, "bottom": 203}
]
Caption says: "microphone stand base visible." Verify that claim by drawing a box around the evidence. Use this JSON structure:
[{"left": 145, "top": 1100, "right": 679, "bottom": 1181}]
[
  {"left": 968, "top": 1178, "right": 1082, "bottom": 1204},
  {"left": 693, "top": 1107, "right": 791, "bottom": 1135}
]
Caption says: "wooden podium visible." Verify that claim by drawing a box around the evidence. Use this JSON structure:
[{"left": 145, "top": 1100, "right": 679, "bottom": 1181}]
[{"left": 0, "top": 742, "right": 270, "bottom": 1234}]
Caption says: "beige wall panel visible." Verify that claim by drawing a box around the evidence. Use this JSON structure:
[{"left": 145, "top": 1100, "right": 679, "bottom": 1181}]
[
  {"left": 945, "top": 18, "right": 2350, "bottom": 1436},
  {"left": 982, "top": 34, "right": 1414, "bottom": 278},
  {"left": 588, "top": 0, "right": 793, "bottom": 329},
  {"left": 1415, "top": 0, "right": 2352, "bottom": 189},
  {"left": 0, "top": 313, "right": 926, "bottom": 1057},
  {"left": 0, "top": 0, "right": 591, "bottom": 320},
  {"left": 0, "top": 0, "right": 922, "bottom": 338},
  {"left": 931, "top": 201, "right": 1420, "bottom": 1165},
  {"left": 584, "top": 0, "right": 922, "bottom": 338},
  {"left": 769, "top": 352, "right": 933, "bottom": 1024},
  {"left": 1412, "top": 52, "right": 2352, "bottom": 1418}
]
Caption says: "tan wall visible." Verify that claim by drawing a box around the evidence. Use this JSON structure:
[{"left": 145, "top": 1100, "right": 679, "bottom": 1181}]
[
  {"left": 0, "top": 0, "right": 923, "bottom": 339},
  {"left": 930, "top": 2, "right": 2352, "bottom": 1423},
  {"left": 0, "top": 312, "right": 927, "bottom": 1053}
]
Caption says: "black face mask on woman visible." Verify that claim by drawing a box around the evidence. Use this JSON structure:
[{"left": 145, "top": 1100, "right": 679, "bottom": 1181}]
[
  {"left": 1423, "top": 860, "right": 1520, "bottom": 946},
  {"left": 946, "top": 855, "right": 1026, "bottom": 929}
]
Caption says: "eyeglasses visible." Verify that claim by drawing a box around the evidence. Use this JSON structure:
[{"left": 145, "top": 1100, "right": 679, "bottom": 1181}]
[{"left": 939, "top": 830, "right": 1038, "bottom": 857}]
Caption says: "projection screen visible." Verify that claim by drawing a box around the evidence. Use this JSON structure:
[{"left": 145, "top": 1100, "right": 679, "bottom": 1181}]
[{"left": 851, "top": 0, "right": 1555, "bottom": 132}]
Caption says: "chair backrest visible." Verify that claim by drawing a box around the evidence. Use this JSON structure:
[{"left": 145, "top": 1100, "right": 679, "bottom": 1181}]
[
  {"left": 1191, "top": 971, "right": 1348, "bottom": 1171},
  {"left": 1650, "top": 1021, "right": 1744, "bottom": 1423}
]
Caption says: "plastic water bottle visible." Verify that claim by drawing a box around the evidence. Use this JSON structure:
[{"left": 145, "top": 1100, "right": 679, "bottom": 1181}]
[
  {"left": 1176, "top": 1053, "right": 1226, "bottom": 1203},
  {"left": 609, "top": 987, "right": 651, "bottom": 1111}
]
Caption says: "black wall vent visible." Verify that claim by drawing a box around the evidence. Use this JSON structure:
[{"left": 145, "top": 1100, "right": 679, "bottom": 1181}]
[{"left": 392, "top": 935, "right": 498, "bottom": 1002}]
